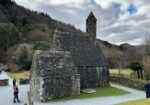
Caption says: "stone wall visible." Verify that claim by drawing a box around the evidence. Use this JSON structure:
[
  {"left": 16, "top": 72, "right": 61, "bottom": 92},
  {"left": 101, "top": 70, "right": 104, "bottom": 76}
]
[
  {"left": 40, "top": 74, "right": 80, "bottom": 101},
  {"left": 0, "top": 79, "right": 9, "bottom": 86},
  {"left": 110, "top": 76, "right": 145, "bottom": 90},
  {"left": 30, "top": 50, "right": 80, "bottom": 101},
  {"left": 30, "top": 50, "right": 41, "bottom": 100},
  {"left": 78, "top": 66, "right": 109, "bottom": 89}
]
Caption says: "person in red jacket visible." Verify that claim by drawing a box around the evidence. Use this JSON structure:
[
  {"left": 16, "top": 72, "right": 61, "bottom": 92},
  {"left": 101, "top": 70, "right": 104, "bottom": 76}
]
[{"left": 13, "top": 85, "right": 20, "bottom": 103}]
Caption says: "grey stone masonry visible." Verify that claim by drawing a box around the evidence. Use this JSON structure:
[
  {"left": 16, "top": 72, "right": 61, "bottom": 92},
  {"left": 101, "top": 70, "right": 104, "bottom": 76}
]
[
  {"left": 86, "top": 12, "right": 97, "bottom": 41},
  {"left": 78, "top": 66, "right": 109, "bottom": 89},
  {"left": 30, "top": 50, "right": 80, "bottom": 101},
  {"left": 51, "top": 30, "right": 108, "bottom": 67},
  {"left": 50, "top": 30, "right": 109, "bottom": 89}
]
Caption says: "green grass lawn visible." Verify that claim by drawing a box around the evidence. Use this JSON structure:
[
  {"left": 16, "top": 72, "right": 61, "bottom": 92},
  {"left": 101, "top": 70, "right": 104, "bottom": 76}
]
[
  {"left": 115, "top": 99, "right": 150, "bottom": 105},
  {"left": 6, "top": 71, "right": 30, "bottom": 80},
  {"left": 110, "top": 69, "right": 133, "bottom": 76},
  {"left": 46, "top": 87, "right": 129, "bottom": 102}
]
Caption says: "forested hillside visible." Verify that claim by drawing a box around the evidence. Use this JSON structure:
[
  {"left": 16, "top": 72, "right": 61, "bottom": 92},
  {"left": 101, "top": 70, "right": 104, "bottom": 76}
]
[
  {"left": 0, "top": 0, "right": 143, "bottom": 70},
  {"left": 0, "top": 0, "right": 84, "bottom": 63}
]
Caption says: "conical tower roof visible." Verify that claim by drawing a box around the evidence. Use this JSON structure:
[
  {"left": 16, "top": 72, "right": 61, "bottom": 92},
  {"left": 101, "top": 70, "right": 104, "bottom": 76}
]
[{"left": 86, "top": 12, "right": 97, "bottom": 21}]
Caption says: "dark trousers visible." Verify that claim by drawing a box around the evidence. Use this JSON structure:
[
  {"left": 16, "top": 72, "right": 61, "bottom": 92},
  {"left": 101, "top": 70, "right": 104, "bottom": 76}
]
[
  {"left": 146, "top": 93, "right": 150, "bottom": 98},
  {"left": 146, "top": 90, "right": 150, "bottom": 98},
  {"left": 14, "top": 93, "right": 20, "bottom": 103}
]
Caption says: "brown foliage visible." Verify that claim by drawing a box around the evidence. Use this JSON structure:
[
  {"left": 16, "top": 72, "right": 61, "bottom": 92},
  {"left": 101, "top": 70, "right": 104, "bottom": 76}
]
[
  {"left": 143, "top": 56, "right": 150, "bottom": 74},
  {"left": 26, "top": 29, "right": 49, "bottom": 43}
]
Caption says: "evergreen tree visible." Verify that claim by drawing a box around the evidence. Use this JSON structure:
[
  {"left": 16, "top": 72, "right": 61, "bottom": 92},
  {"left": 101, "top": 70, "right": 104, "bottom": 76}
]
[
  {"left": 0, "top": 25, "right": 20, "bottom": 62},
  {"left": 0, "top": 0, "right": 12, "bottom": 6},
  {"left": 17, "top": 46, "right": 31, "bottom": 70},
  {"left": 129, "top": 62, "right": 143, "bottom": 79}
]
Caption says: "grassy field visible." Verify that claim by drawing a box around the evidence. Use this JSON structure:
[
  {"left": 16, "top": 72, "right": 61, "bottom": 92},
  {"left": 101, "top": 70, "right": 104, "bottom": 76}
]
[
  {"left": 110, "top": 69, "right": 134, "bottom": 76},
  {"left": 115, "top": 99, "right": 150, "bottom": 105},
  {"left": 46, "top": 87, "right": 129, "bottom": 102},
  {"left": 110, "top": 69, "right": 146, "bottom": 83},
  {"left": 7, "top": 71, "right": 30, "bottom": 80}
]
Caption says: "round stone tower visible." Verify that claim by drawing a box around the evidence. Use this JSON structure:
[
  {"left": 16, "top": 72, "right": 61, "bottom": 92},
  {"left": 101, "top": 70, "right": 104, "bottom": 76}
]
[{"left": 86, "top": 12, "right": 97, "bottom": 41}]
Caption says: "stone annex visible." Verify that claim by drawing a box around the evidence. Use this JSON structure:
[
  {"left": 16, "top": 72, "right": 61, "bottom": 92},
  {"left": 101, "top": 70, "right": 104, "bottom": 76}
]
[{"left": 30, "top": 12, "right": 110, "bottom": 101}]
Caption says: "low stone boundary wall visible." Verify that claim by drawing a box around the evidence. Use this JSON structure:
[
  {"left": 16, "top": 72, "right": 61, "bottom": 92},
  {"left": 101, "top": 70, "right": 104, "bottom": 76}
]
[
  {"left": 110, "top": 76, "right": 145, "bottom": 90},
  {"left": 0, "top": 79, "right": 9, "bottom": 86}
]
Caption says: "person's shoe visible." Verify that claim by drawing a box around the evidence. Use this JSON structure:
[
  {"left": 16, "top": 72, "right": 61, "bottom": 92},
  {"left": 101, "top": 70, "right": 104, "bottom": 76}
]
[
  {"left": 13, "top": 101, "right": 16, "bottom": 103},
  {"left": 18, "top": 100, "right": 21, "bottom": 103}
]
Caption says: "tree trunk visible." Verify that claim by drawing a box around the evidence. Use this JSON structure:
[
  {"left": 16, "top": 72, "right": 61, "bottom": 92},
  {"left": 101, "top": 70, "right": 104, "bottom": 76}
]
[
  {"left": 137, "top": 70, "right": 140, "bottom": 78},
  {"left": 118, "top": 67, "right": 121, "bottom": 75},
  {"left": 140, "top": 70, "right": 143, "bottom": 79}
]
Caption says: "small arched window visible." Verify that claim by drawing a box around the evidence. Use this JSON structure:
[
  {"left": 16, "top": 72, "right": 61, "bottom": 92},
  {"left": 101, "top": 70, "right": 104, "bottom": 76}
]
[{"left": 94, "top": 20, "right": 96, "bottom": 24}]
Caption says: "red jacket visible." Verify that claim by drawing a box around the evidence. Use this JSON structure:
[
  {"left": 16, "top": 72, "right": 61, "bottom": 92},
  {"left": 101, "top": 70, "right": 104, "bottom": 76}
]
[{"left": 13, "top": 86, "right": 19, "bottom": 93}]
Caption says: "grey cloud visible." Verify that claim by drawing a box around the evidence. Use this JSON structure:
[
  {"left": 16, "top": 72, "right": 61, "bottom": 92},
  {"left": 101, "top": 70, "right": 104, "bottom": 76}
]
[{"left": 14, "top": 0, "right": 150, "bottom": 45}]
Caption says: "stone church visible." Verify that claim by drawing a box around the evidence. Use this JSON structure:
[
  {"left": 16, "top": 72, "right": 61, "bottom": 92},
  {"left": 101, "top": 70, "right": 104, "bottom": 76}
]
[{"left": 30, "top": 12, "right": 109, "bottom": 101}]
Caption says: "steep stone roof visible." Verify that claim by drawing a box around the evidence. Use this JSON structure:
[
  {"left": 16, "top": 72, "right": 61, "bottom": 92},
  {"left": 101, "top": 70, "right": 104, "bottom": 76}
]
[
  {"left": 32, "top": 50, "right": 78, "bottom": 77},
  {"left": 51, "top": 31, "right": 108, "bottom": 67},
  {"left": 86, "top": 12, "right": 97, "bottom": 21}
]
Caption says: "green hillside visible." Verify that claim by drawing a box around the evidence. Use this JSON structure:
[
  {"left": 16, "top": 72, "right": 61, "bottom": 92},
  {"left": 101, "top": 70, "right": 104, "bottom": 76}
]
[{"left": 0, "top": 0, "right": 142, "bottom": 70}]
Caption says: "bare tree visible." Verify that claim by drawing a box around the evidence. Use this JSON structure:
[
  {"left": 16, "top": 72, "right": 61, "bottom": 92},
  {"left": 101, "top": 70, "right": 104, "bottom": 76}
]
[
  {"left": 144, "top": 36, "right": 150, "bottom": 56},
  {"left": 143, "top": 36, "right": 150, "bottom": 80}
]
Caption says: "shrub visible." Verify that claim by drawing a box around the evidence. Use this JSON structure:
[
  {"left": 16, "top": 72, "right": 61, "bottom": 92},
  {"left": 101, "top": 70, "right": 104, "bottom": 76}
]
[
  {"left": 129, "top": 62, "right": 143, "bottom": 79},
  {"left": 5, "top": 68, "right": 11, "bottom": 72},
  {"left": 33, "top": 41, "right": 50, "bottom": 51},
  {"left": 26, "top": 29, "right": 49, "bottom": 43},
  {"left": 11, "top": 44, "right": 33, "bottom": 70},
  {"left": 17, "top": 47, "right": 31, "bottom": 70}
]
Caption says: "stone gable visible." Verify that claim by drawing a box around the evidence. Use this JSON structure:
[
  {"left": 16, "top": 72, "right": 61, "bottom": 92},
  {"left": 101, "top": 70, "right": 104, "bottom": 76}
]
[{"left": 30, "top": 50, "right": 80, "bottom": 101}]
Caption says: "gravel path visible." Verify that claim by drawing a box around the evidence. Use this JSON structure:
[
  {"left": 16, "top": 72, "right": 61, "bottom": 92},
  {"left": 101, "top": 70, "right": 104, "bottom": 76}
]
[
  {"left": 0, "top": 72, "right": 29, "bottom": 105},
  {"left": 0, "top": 72, "right": 146, "bottom": 105},
  {"left": 34, "top": 84, "right": 145, "bottom": 105}
]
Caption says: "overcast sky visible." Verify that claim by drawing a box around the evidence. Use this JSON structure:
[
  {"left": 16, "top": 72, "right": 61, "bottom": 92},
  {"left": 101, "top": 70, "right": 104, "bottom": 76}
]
[{"left": 14, "top": 0, "right": 150, "bottom": 45}]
